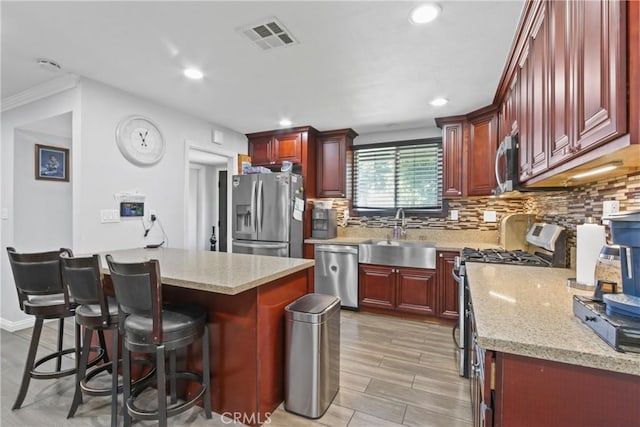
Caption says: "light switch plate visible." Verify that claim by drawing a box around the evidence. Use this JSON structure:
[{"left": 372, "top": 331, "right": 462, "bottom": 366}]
[
  {"left": 450, "top": 210, "right": 459, "bottom": 220},
  {"left": 100, "top": 209, "right": 120, "bottom": 223},
  {"left": 1, "top": 208, "right": 8, "bottom": 220},
  {"left": 483, "top": 210, "right": 497, "bottom": 222}
]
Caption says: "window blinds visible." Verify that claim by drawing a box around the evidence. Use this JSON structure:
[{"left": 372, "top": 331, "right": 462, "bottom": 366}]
[{"left": 353, "top": 142, "right": 443, "bottom": 211}]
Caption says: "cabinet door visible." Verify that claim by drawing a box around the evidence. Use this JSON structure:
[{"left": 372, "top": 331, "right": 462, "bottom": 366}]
[
  {"left": 517, "top": 47, "right": 532, "bottom": 182},
  {"left": 442, "top": 123, "right": 464, "bottom": 197},
  {"left": 548, "top": 0, "right": 573, "bottom": 168},
  {"left": 468, "top": 113, "right": 498, "bottom": 196},
  {"left": 359, "top": 264, "right": 395, "bottom": 310},
  {"left": 528, "top": 4, "right": 549, "bottom": 178},
  {"left": 437, "top": 251, "right": 459, "bottom": 319},
  {"left": 316, "top": 130, "right": 356, "bottom": 198},
  {"left": 249, "top": 136, "right": 272, "bottom": 166},
  {"left": 273, "top": 132, "right": 302, "bottom": 164},
  {"left": 396, "top": 267, "right": 437, "bottom": 316},
  {"left": 574, "top": 0, "right": 626, "bottom": 152}
]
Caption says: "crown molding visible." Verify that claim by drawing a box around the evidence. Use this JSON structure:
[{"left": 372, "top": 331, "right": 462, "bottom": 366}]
[{"left": 1, "top": 73, "right": 80, "bottom": 113}]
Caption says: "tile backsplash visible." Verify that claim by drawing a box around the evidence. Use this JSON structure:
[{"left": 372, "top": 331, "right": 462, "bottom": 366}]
[{"left": 311, "top": 172, "right": 640, "bottom": 268}]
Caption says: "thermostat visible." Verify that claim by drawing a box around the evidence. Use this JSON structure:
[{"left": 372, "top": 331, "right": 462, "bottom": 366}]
[{"left": 120, "top": 202, "right": 144, "bottom": 217}]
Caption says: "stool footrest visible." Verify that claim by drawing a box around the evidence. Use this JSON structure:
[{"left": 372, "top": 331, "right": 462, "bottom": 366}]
[{"left": 127, "top": 372, "right": 207, "bottom": 421}]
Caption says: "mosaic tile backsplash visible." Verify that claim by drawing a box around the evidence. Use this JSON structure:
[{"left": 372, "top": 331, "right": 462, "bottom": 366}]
[{"left": 310, "top": 172, "right": 640, "bottom": 268}]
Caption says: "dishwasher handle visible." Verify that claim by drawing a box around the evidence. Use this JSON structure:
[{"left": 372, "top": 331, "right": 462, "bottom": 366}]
[{"left": 315, "top": 245, "right": 358, "bottom": 255}]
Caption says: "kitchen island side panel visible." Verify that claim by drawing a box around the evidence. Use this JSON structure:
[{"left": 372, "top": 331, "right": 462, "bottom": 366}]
[
  {"left": 150, "top": 267, "right": 310, "bottom": 426},
  {"left": 495, "top": 352, "right": 640, "bottom": 427}
]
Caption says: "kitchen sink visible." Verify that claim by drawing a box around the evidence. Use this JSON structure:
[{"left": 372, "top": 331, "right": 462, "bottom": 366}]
[{"left": 359, "top": 240, "right": 436, "bottom": 269}]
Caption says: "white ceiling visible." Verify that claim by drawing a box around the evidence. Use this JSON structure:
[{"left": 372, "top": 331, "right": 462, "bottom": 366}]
[{"left": 1, "top": 1, "right": 524, "bottom": 135}]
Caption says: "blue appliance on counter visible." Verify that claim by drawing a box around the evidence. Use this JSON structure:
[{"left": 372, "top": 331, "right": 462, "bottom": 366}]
[{"left": 603, "top": 210, "right": 640, "bottom": 317}]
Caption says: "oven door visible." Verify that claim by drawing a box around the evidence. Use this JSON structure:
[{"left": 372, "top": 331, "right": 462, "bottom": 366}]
[{"left": 452, "top": 258, "right": 469, "bottom": 377}]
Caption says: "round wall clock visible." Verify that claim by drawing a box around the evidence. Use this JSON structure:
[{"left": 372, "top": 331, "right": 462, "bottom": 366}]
[{"left": 115, "top": 115, "right": 165, "bottom": 166}]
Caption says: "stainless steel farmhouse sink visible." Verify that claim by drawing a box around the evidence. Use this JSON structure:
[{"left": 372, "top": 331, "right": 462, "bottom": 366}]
[{"left": 359, "top": 240, "right": 436, "bottom": 269}]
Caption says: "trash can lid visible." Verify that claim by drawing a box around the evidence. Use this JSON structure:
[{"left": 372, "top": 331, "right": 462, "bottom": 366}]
[{"left": 285, "top": 293, "right": 340, "bottom": 323}]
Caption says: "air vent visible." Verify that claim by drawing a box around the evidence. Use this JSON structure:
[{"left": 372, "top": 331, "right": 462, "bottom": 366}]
[{"left": 239, "top": 17, "right": 298, "bottom": 51}]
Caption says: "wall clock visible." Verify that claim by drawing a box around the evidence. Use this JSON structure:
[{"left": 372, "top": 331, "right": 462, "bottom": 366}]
[{"left": 115, "top": 115, "right": 165, "bottom": 166}]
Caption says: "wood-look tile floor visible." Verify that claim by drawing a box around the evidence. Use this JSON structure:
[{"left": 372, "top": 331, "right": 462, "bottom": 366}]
[{"left": 1, "top": 311, "right": 471, "bottom": 426}]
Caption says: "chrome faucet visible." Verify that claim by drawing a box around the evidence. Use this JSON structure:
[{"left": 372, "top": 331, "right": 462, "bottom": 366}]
[{"left": 395, "top": 208, "right": 407, "bottom": 239}]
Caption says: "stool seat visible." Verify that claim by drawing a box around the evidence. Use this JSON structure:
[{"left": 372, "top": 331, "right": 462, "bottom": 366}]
[
  {"left": 124, "top": 304, "right": 206, "bottom": 352},
  {"left": 75, "top": 297, "right": 119, "bottom": 327}
]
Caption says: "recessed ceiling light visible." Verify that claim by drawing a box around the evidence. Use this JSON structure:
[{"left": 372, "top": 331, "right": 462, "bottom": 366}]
[
  {"left": 430, "top": 97, "right": 448, "bottom": 106},
  {"left": 279, "top": 119, "right": 292, "bottom": 127},
  {"left": 409, "top": 3, "right": 442, "bottom": 25},
  {"left": 183, "top": 68, "right": 203, "bottom": 80}
]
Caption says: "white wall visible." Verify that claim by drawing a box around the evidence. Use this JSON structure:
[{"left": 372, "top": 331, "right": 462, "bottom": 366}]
[
  {"left": 1, "top": 77, "right": 247, "bottom": 329},
  {"left": 13, "top": 129, "right": 72, "bottom": 251},
  {"left": 1, "top": 87, "right": 80, "bottom": 330},
  {"left": 73, "top": 79, "right": 246, "bottom": 254},
  {"left": 355, "top": 126, "right": 441, "bottom": 145}
]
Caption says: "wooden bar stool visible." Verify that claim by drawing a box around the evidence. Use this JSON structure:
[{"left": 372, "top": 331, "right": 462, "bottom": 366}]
[
  {"left": 6, "top": 247, "right": 104, "bottom": 410},
  {"left": 106, "top": 254, "right": 212, "bottom": 427}
]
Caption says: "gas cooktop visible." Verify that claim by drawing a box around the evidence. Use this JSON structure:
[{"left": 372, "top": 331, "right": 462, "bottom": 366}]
[{"left": 462, "top": 248, "right": 552, "bottom": 267}]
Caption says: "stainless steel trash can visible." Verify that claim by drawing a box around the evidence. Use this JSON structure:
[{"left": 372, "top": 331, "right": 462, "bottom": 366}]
[{"left": 284, "top": 293, "right": 340, "bottom": 418}]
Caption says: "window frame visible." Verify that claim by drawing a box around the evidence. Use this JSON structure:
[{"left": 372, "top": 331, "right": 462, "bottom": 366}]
[{"left": 351, "top": 137, "right": 446, "bottom": 217}]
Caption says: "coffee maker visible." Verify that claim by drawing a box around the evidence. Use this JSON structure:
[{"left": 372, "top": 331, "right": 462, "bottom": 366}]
[
  {"left": 602, "top": 211, "right": 640, "bottom": 317},
  {"left": 312, "top": 208, "right": 337, "bottom": 239}
]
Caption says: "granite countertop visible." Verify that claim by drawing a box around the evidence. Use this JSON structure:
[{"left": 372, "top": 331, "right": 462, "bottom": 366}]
[
  {"left": 466, "top": 262, "right": 640, "bottom": 376},
  {"left": 304, "top": 237, "right": 501, "bottom": 252},
  {"left": 99, "top": 248, "right": 314, "bottom": 296}
]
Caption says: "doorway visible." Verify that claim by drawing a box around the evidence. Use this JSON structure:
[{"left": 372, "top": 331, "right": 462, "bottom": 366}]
[{"left": 184, "top": 141, "right": 235, "bottom": 252}]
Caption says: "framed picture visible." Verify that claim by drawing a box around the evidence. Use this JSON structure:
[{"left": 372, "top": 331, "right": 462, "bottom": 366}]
[{"left": 35, "top": 144, "right": 69, "bottom": 181}]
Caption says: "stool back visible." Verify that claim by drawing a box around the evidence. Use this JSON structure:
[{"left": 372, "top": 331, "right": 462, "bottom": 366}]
[
  {"left": 60, "top": 254, "right": 110, "bottom": 325},
  {"left": 105, "top": 255, "right": 163, "bottom": 344},
  {"left": 6, "top": 247, "right": 73, "bottom": 311}
]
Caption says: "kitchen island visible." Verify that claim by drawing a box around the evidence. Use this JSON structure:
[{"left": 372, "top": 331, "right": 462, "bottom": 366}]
[
  {"left": 101, "top": 248, "right": 314, "bottom": 426},
  {"left": 466, "top": 263, "right": 640, "bottom": 426}
]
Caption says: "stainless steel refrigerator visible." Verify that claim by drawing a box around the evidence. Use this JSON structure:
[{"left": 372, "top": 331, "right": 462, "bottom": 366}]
[{"left": 231, "top": 173, "right": 304, "bottom": 258}]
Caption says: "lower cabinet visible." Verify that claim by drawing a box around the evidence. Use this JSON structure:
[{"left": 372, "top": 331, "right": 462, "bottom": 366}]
[{"left": 359, "top": 252, "right": 458, "bottom": 320}]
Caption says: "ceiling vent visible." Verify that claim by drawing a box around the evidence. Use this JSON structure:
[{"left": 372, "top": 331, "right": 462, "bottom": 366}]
[{"left": 239, "top": 17, "right": 297, "bottom": 51}]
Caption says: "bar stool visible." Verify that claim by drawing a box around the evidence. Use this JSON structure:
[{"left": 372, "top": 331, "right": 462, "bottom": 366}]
[
  {"left": 106, "top": 254, "right": 212, "bottom": 427},
  {"left": 6, "top": 247, "right": 104, "bottom": 410}
]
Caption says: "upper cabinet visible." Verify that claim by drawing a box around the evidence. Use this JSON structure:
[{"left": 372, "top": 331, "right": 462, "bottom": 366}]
[
  {"left": 316, "top": 128, "right": 358, "bottom": 198},
  {"left": 496, "top": 0, "right": 631, "bottom": 186},
  {"left": 436, "top": 109, "right": 499, "bottom": 198},
  {"left": 246, "top": 126, "right": 318, "bottom": 198},
  {"left": 248, "top": 130, "right": 304, "bottom": 166},
  {"left": 467, "top": 109, "right": 499, "bottom": 196}
]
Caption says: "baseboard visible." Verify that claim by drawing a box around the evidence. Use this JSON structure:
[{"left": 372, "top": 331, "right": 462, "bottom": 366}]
[{"left": 0, "top": 317, "right": 36, "bottom": 332}]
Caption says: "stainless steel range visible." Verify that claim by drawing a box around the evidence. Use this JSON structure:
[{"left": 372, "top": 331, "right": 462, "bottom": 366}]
[{"left": 452, "top": 222, "right": 567, "bottom": 377}]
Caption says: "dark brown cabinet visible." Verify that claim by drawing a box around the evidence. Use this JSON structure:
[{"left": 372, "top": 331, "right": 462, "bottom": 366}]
[
  {"left": 486, "top": 352, "right": 640, "bottom": 426},
  {"left": 248, "top": 131, "right": 302, "bottom": 166},
  {"left": 396, "top": 267, "right": 437, "bottom": 316},
  {"left": 359, "top": 253, "right": 458, "bottom": 320},
  {"left": 316, "top": 128, "right": 358, "bottom": 198},
  {"left": 467, "top": 110, "right": 499, "bottom": 196},
  {"left": 436, "top": 110, "right": 499, "bottom": 198},
  {"left": 441, "top": 122, "right": 464, "bottom": 197},
  {"left": 359, "top": 264, "right": 396, "bottom": 310},
  {"left": 359, "top": 264, "right": 436, "bottom": 315},
  {"left": 437, "top": 251, "right": 459, "bottom": 319},
  {"left": 510, "top": 0, "right": 627, "bottom": 184}
]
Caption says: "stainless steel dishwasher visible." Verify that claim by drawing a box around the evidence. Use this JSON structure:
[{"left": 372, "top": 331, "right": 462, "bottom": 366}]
[{"left": 314, "top": 245, "right": 358, "bottom": 309}]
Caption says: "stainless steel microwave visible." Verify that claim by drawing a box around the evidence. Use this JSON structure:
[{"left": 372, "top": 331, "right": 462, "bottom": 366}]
[{"left": 493, "top": 135, "right": 518, "bottom": 195}]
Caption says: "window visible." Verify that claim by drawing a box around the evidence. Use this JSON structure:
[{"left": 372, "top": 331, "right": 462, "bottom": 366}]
[{"left": 353, "top": 139, "right": 443, "bottom": 214}]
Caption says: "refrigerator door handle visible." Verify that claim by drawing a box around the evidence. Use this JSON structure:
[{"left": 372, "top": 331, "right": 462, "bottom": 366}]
[
  {"left": 233, "top": 241, "right": 288, "bottom": 249},
  {"left": 250, "top": 180, "right": 257, "bottom": 232},
  {"left": 257, "top": 179, "right": 264, "bottom": 233}
]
